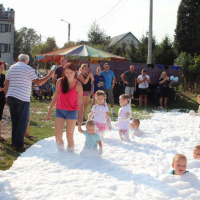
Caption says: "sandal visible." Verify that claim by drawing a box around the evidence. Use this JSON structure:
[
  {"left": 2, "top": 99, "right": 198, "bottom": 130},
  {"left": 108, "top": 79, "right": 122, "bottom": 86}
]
[{"left": 0, "top": 136, "right": 6, "bottom": 142}]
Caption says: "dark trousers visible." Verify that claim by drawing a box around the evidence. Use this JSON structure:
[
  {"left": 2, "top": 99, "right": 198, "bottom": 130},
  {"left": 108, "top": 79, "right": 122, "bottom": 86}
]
[{"left": 8, "top": 97, "right": 30, "bottom": 148}]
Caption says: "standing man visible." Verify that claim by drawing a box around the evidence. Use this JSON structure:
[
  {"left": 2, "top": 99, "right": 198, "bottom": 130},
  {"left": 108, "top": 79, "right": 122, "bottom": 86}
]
[
  {"left": 101, "top": 63, "right": 116, "bottom": 115},
  {"left": 52, "top": 57, "right": 68, "bottom": 85},
  {"left": 121, "top": 65, "right": 137, "bottom": 99},
  {"left": 4, "top": 54, "right": 55, "bottom": 151}
]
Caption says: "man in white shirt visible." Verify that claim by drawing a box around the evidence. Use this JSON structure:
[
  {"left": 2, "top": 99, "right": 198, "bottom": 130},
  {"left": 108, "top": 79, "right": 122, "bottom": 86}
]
[{"left": 4, "top": 54, "right": 54, "bottom": 151}]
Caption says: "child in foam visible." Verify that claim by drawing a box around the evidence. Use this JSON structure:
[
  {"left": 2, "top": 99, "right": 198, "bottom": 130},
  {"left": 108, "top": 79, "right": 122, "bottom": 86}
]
[
  {"left": 78, "top": 120, "right": 103, "bottom": 154},
  {"left": 117, "top": 94, "right": 132, "bottom": 141},
  {"left": 169, "top": 154, "right": 189, "bottom": 175},
  {"left": 130, "top": 118, "right": 145, "bottom": 137},
  {"left": 88, "top": 90, "right": 111, "bottom": 138},
  {"left": 193, "top": 145, "right": 200, "bottom": 160}
]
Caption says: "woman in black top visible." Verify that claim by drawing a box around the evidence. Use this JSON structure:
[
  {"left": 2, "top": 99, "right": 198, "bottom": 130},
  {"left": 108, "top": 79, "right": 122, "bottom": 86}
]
[
  {"left": 78, "top": 64, "right": 94, "bottom": 120},
  {"left": 0, "top": 61, "right": 6, "bottom": 142},
  {"left": 158, "top": 71, "right": 174, "bottom": 109}
]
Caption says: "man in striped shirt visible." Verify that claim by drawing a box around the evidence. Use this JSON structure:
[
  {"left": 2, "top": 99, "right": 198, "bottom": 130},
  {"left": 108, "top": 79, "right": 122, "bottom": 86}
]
[{"left": 4, "top": 54, "right": 55, "bottom": 151}]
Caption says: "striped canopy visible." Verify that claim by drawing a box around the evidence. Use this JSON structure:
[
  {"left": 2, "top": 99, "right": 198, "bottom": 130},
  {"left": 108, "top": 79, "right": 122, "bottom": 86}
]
[{"left": 36, "top": 44, "right": 128, "bottom": 63}]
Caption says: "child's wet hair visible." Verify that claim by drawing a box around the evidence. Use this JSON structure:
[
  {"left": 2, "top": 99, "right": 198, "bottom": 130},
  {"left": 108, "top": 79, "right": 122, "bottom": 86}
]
[
  {"left": 173, "top": 154, "right": 187, "bottom": 163},
  {"left": 119, "top": 94, "right": 130, "bottom": 103},
  {"left": 86, "top": 120, "right": 96, "bottom": 127}
]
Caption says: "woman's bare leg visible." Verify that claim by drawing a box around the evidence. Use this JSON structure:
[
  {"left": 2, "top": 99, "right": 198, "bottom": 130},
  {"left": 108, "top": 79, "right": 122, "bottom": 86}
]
[{"left": 66, "top": 119, "right": 76, "bottom": 149}]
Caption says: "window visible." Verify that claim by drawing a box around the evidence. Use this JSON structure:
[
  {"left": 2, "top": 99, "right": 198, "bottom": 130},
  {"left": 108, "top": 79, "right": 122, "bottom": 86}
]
[
  {"left": 0, "top": 44, "right": 10, "bottom": 53},
  {"left": 0, "top": 24, "right": 10, "bottom": 32}
]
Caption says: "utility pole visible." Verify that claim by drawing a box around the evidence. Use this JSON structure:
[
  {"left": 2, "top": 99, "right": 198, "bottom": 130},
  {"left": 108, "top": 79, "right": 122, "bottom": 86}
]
[
  {"left": 147, "top": 0, "right": 153, "bottom": 64},
  {"left": 61, "top": 19, "right": 71, "bottom": 43}
]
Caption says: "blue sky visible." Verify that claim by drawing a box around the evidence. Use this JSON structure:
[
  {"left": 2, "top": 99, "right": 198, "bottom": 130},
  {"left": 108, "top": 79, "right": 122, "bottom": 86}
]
[{"left": 2, "top": 0, "right": 181, "bottom": 47}]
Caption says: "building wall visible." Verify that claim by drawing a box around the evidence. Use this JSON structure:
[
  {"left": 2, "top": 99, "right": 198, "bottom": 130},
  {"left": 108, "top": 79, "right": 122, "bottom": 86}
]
[
  {"left": 0, "top": 4, "right": 15, "bottom": 67},
  {"left": 117, "top": 33, "right": 139, "bottom": 48}
]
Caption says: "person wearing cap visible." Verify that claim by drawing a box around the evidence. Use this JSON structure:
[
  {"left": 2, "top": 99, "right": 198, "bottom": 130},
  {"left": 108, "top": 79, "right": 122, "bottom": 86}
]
[
  {"left": 101, "top": 63, "right": 116, "bottom": 115},
  {"left": 121, "top": 65, "right": 137, "bottom": 99},
  {"left": 4, "top": 54, "right": 55, "bottom": 151},
  {"left": 137, "top": 69, "right": 151, "bottom": 107}
]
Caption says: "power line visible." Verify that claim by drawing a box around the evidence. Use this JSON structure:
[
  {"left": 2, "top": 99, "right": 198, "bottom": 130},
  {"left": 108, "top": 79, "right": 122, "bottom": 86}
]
[{"left": 72, "top": 0, "right": 126, "bottom": 29}]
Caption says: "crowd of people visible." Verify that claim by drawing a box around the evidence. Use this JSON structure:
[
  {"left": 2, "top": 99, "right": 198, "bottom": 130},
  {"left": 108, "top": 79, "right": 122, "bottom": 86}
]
[
  {"left": 0, "top": 55, "right": 188, "bottom": 157},
  {"left": 0, "top": 54, "right": 199, "bottom": 179}
]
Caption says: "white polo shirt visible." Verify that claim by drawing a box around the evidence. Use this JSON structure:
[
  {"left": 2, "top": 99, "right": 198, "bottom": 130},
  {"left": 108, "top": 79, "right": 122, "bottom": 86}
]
[
  {"left": 6, "top": 61, "right": 38, "bottom": 102},
  {"left": 138, "top": 75, "right": 150, "bottom": 89}
]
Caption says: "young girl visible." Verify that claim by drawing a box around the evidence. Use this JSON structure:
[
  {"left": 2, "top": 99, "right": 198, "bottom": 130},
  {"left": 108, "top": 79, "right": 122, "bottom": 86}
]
[
  {"left": 88, "top": 90, "right": 111, "bottom": 138},
  {"left": 117, "top": 94, "right": 132, "bottom": 141},
  {"left": 78, "top": 120, "right": 103, "bottom": 154},
  {"left": 46, "top": 62, "right": 83, "bottom": 152}
]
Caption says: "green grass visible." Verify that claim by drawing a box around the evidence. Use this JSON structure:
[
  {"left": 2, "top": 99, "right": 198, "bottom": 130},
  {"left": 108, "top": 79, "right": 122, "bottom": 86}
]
[{"left": 0, "top": 92, "right": 199, "bottom": 170}]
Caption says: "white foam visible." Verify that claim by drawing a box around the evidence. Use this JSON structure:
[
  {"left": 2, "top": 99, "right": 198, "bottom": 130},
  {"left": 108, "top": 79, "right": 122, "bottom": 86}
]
[{"left": 0, "top": 111, "right": 200, "bottom": 199}]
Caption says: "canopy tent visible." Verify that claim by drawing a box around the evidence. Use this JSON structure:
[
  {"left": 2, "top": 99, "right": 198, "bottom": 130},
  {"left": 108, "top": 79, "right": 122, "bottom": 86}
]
[{"left": 35, "top": 44, "right": 128, "bottom": 63}]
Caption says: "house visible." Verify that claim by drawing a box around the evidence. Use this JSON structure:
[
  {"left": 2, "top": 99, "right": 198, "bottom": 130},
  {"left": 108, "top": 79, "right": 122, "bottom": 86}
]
[
  {"left": 108, "top": 32, "right": 140, "bottom": 48},
  {"left": 0, "top": 4, "right": 15, "bottom": 67}
]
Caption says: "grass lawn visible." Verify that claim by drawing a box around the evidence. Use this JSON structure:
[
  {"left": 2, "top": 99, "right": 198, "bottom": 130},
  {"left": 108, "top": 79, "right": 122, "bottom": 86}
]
[{"left": 0, "top": 91, "right": 198, "bottom": 170}]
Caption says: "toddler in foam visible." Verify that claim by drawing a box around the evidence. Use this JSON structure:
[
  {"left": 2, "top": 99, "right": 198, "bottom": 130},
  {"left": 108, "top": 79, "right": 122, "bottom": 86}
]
[
  {"left": 169, "top": 154, "right": 189, "bottom": 175},
  {"left": 130, "top": 118, "right": 145, "bottom": 137},
  {"left": 78, "top": 120, "right": 103, "bottom": 154},
  {"left": 193, "top": 145, "right": 200, "bottom": 160}
]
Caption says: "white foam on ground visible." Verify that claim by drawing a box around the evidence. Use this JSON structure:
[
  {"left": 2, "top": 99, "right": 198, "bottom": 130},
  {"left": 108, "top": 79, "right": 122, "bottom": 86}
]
[{"left": 0, "top": 111, "right": 200, "bottom": 200}]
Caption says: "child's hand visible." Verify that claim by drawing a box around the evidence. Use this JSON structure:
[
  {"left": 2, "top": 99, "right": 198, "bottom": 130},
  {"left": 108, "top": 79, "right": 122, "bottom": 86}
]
[{"left": 99, "top": 147, "right": 103, "bottom": 155}]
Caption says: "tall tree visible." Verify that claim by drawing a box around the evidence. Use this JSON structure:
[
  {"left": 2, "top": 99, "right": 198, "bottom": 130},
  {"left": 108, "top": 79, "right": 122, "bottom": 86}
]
[
  {"left": 153, "top": 36, "right": 176, "bottom": 65},
  {"left": 31, "top": 37, "right": 58, "bottom": 60},
  {"left": 13, "top": 30, "right": 23, "bottom": 61},
  {"left": 174, "top": 0, "right": 200, "bottom": 55},
  {"left": 42, "top": 37, "right": 58, "bottom": 53},
  {"left": 87, "top": 22, "right": 108, "bottom": 45},
  {"left": 136, "top": 33, "right": 156, "bottom": 63},
  {"left": 14, "top": 27, "right": 40, "bottom": 61}
]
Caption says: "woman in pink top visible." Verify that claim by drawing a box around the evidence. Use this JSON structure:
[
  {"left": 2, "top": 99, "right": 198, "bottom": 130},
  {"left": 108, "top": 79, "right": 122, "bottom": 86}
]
[{"left": 47, "top": 63, "right": 83, "bottom": 151}]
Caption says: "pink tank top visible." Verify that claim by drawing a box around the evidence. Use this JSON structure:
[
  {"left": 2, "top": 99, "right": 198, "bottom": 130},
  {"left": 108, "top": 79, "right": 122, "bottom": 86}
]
[{"left": 56, "top": 81, "right": 79, "bottom": 111}]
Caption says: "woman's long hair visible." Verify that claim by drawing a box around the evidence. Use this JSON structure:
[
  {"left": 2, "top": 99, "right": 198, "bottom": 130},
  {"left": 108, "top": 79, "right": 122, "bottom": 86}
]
[{"left": 61, "top": 62, "right": 77, "bottom": 94}]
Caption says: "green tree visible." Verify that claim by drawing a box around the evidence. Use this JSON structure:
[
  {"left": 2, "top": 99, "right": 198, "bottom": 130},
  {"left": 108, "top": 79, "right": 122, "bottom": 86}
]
[
  {"left": 63, "top": 41, "right": 76, "bottom": 49},
  {"left": 42, "top": 37, "right": 58, "bottom": 53},
  {"left": 13, "top": 30, "right": 23, "bottom": 61},
  {"left": 126, "top": 41, "right": 139, "bottom": 62},
  {"left": 31, "top": 37, "right": 58, "bottom": 60},
  {"left": 14, "top": 27, "right": 40, "bottom": 62},
  {"left": 87, "top": 22, "right": 108, "bottom": 45},
  {"left": 136, "top": 33, "right": 157, "bottom": 63},
  {"left": 174, "top": 0, "right": 200, "bottom": 55},
  {"left": 174, "top": 52, "right": 193, "bottom": 90},
  {"left": 153, "top": 36, "right": 176, "bottom": 65}
]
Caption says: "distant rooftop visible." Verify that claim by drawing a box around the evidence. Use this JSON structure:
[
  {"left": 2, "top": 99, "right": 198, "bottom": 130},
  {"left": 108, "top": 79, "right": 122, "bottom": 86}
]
[
  {"left": 0, "top": 4, "right": 14, "bottom": 21},
  {"left": 109, "top": 32, "right": 140, "bottom": 47}
]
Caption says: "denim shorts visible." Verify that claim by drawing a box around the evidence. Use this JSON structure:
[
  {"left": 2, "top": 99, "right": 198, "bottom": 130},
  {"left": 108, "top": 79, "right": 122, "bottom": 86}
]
[{"left": 55, "top": 108, "right": 78, "bottom": 120}]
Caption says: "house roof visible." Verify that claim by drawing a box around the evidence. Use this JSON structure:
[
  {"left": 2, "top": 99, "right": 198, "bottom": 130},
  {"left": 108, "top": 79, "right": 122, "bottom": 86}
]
[{"left": 109, "top": 32, "right": 140, "bottom": 47}]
